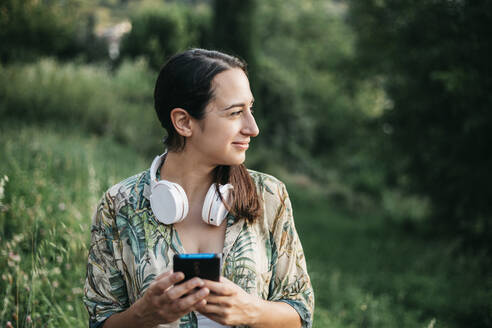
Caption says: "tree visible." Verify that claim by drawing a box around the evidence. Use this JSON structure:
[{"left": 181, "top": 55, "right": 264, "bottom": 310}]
[
  {"left": 120, "top": 3, "right": 211, "bottom": 70},
  {"left": 212, "top": 0, "right": 258, "bottom": 70},
  {"left": 0, "top": 0, "right": 104, "bottom": 63},
  {"left": 348, "top": 0, "right": 492, "bottom": 247}
]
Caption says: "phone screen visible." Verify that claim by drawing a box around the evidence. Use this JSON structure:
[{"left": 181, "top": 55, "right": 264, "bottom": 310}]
[{"left": 173, "top": 253, "right": 221, "bottom": 283}]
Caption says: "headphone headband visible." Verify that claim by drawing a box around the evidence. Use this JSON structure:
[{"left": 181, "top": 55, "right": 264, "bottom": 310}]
[{"left": 150, "top": 152, "right": 167, "bottom": 189}]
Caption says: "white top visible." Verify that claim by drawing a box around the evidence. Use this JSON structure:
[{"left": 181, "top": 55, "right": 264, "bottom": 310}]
[{"left": 195, "top": 312, "right": 230, "bottom": 328}]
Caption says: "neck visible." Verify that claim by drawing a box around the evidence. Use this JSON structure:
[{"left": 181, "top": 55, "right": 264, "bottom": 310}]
[{"left": 159, "top": 150, "right": 215, "bottom": 202}]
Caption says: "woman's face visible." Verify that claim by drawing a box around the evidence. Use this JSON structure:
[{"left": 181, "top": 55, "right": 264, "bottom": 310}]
[{"left": 187, "top": 68, "right": 259, "bottom": 166}]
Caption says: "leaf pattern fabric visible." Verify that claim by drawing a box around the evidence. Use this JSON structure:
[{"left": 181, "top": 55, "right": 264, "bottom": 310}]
[{"left": 83, "top": 169, "right": 314, "bottom": 328}]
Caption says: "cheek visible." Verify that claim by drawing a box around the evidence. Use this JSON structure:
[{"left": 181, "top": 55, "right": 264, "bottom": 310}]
[
  {"left": 205, "top": 122, "right": 236, "bottom": 140},
  {"left": 199, "top": 116, "right": 240, "bottom": 147}
]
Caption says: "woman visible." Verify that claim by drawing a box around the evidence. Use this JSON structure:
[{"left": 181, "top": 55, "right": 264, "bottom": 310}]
[{"left": 84, "top": 49, "right": 314, "bottom": 328}]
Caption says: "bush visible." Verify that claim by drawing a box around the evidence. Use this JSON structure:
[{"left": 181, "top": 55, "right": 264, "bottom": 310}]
[
  {"left": 120, "top": 2, "right": 211, "bottom": 70},
  {"left": 0, "top": 0, "right": 105, "bottom": 63},
  {"left": 0, "top": 58, "right": 163, "bottom": 156},
  {"left": 252, "top": 0, "right": 390, "bottom": 209}
]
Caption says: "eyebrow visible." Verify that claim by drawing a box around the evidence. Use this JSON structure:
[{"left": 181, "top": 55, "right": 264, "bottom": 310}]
[{"left": 221, "top": 98, "right": 255, "bottom": 111}]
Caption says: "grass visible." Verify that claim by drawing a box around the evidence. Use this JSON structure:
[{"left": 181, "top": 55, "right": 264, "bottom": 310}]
[
  {"left": 1, "top": 123, "right": 490, "bottom": 327},
  {"left": 0, "top": 123, "right": 146, "bottom": 327},
  {"left": 289, "top": 187, "right": 492, "bottom": 327},
  {"left": 0, "top": 58, "right": 162, "bottom": 157}
]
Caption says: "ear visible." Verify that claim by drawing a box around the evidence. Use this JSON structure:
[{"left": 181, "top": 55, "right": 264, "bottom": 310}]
[{"left": 170, "top": 108, "right": 193, "bottom": 137}]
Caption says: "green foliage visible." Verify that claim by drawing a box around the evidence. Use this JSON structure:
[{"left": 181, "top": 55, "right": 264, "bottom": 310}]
[
  {"left": 249, "top": 0, "right": 390, "bottom": 209},
  {"left": 0, "top": 58, "right": 162, "bottom": 156},
  {"left": 289, "top": 185, "right": 492, "bottom": 328},
  {"left": 0, "top": 124, "right": 146, "bottom": 327},
  {"left": 0, "top": 0, "right": 105, "bottom": 63},
  {"left": 381, "top": 189, "right": 430, "bottom": 224},
  {"left": 347, "top": 0, "right": 492, "bottom": 246},
  {"left": 120, "top": 2, "right": 212, "bottom": 70},
  {"left": 212, "top": 0, "right": 258, "bottom": 68}
]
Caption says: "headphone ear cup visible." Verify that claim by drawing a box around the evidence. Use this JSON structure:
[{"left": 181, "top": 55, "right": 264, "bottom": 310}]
[
  {"left": 150, "top": 181, "right": 189, "bottom": 224},
  {"left": 202, "top": 183, "right": 233, "bottom": 226}
]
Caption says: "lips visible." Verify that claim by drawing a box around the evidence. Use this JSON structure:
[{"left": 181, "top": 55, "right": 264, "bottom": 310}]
[{"left": 232, "top": 141, "right": 249, "bottom": 149}]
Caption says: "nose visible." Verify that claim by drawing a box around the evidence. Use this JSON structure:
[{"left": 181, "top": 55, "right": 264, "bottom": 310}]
[{"left": 241, "top": 111, "right": 259, "bottom": 137}]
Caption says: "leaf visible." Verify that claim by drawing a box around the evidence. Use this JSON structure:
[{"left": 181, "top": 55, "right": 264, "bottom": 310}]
[{"left": 117, "top": 205, "right": 146, "bottom": 263}]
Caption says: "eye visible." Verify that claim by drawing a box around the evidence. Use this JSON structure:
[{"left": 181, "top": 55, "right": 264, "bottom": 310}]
[{"left": 231, "top": 110, "right": 243, "bottom": 116}]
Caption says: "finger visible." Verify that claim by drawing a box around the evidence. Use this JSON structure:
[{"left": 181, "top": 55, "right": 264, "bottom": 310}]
[
  {"left": 219, "top": 276, "right": 232, "bottom": 283},
  {"left": 197, "top": 302, "right": 225, "bottom": 315},
  {"left": 203, "top": 279, "right": 234, "bottom": 296},
  {"left": 166, "top": 277, "right": 205, "bottom": 301},
  {"left": 190, "top": 298, "right": 207, "bottom": 312},
  {"left": 173, "top": 287, "right": 210, "bottom": 313},
  {"left": 151, "top": 272, "right": 184, "bottom": 295},
  {"left": 204, "top": 294, "right": 229, "bottom": 306},
  {"left": 155, "top": 270, "right": 172, "bottom": 281}
]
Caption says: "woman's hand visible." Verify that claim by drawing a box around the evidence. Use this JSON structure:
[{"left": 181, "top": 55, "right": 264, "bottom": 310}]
[
  {"left": 130, "top": 271, "right": 210, "bottom": 327},
  {"left": 195, "top": 276, "right": 263, "bottom": 327}
]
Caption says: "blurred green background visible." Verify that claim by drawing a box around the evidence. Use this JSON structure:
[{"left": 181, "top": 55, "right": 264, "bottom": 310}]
[{"left": 1, "top": 0, "right": 491, "bottom": 327}]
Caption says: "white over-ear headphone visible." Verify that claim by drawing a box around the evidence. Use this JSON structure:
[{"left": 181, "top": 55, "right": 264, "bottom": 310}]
[{"left": 149, "top": 153, "right": 233, "bottom": 226}]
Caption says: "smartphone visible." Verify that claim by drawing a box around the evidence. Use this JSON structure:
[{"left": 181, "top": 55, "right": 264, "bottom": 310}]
[{"left": 173, "top": 253, "right": 221, "bottom": 284}]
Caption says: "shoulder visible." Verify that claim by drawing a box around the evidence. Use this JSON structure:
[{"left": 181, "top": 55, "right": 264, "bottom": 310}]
[
  {"left": 247, "top": 169, "right": 291, "bottom": 227},
  {"left": 101, "top": 170, "right": 150, "bottom": 211},
  {"left": 248, "top": 169, "right": 287, "bottom": 197}
]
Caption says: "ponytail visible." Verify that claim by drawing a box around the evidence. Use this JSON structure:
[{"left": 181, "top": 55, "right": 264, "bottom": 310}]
[{"left": 213, "top": 164, "right": 262, "bottom": 223}]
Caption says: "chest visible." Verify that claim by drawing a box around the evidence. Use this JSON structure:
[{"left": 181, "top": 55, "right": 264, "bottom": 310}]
[{"left": 173, "top": 218, "right": 227, "bottom": 254}]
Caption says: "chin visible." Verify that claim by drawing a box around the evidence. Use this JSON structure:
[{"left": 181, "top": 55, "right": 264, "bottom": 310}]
[
  {"left": 220, "top": 154, "right": 246, "bottom": 166},
  {"left": 224, "top": 159, "right": 246, "bottom": 166}
]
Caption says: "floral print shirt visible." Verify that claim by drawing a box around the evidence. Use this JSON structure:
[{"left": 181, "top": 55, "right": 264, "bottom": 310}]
[{"left": 83, "top": 169, "right": 314, "bottom": 328}]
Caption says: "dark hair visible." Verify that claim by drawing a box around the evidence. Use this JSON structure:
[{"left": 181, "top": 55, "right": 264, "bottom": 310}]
[{"left": 154, "top": 48, "right": 262, "bottom": 223}]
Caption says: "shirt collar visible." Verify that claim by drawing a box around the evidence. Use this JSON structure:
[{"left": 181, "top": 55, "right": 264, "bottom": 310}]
[{"left": 142, "top": 169, "right": 152, "bottom": 201}]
